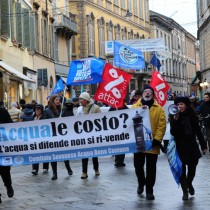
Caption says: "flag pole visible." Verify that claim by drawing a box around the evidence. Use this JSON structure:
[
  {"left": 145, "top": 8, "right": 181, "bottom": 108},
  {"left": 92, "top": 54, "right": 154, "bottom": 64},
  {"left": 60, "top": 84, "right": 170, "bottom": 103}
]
[{"left": 60, "top": 86, "right": 67, "bottom": 117}]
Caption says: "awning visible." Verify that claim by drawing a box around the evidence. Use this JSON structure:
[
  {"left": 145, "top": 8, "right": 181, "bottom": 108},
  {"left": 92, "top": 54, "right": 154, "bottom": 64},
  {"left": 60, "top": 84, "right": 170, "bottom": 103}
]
[{"left": 0, "top": 61, "right": 35, "bottom": 82}]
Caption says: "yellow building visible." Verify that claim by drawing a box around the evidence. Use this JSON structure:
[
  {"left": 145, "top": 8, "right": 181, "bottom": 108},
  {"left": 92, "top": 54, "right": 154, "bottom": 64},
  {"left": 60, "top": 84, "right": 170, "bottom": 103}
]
[
  {"left": 69, "top": 0, "right": 150, "bottom": 96},
  {"left": 0, "top": 0, "right": 78, "bottom": 107}
]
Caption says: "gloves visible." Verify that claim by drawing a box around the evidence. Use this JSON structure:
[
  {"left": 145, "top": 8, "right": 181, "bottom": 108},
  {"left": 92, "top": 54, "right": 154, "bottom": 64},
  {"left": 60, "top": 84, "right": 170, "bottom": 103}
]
[
  {"left": 152, "top": 139, "right": 160, "bottom": 147},
  {"left": 152, "top": 139, "right": 166, "bottom": 153}
]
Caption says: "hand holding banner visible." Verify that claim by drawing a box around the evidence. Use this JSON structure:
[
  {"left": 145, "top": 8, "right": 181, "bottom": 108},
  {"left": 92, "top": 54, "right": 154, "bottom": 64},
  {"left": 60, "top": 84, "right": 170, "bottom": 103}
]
[{"left": 94, "top": 63, "right": 132, "bottom": 108}]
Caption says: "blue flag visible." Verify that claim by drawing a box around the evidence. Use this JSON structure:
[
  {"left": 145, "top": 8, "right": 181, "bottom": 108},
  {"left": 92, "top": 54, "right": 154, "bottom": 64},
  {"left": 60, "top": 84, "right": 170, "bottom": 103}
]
[
  {"left": 150, "top": 53, "right": 162, "bottom": 71},
  {"left": 113, "top": 41, "right": 145, "bottom": 70},
  {"left": 47, "top": 77, "right": 65, "bottom": 99},
  {"left": 167, "top": 135, "right": 183, "bottom": 185},
  {"left": 66, "top": 58, "right": 105, "bottom": 85}
]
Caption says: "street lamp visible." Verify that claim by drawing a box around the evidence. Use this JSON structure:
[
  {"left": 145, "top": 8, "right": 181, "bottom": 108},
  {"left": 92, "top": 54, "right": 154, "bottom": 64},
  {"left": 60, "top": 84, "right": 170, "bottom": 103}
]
[{"left": 200, "top": 78, "right": 208, "bottom": 92}]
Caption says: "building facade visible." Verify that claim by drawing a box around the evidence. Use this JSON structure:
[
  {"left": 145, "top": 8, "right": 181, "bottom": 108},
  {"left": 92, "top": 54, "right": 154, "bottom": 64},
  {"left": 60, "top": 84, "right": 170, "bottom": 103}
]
[
  {"left": 69, "top": 0, "right": 151, "bottom": 96},
  {"left": 197, "top": 0, "right": 210, "bottom": 95},
  {"left": 0, "top": 0, "right": 77, "bottom": 107},
  {"left": 150, "top": 11, "right": 197, "bottom": 96}
]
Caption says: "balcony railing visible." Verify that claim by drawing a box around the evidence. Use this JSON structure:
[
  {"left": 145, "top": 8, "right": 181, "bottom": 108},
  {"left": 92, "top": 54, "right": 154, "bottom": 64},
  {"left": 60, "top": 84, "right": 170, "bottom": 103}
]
[{"left": 54, "top": 13, "right": 78, "bottom": 34}]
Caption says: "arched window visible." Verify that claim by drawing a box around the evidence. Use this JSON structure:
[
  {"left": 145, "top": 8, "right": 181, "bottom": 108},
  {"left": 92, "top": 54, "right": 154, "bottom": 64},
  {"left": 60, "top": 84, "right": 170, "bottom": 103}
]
[
  {"left": 114, "top": 24, "right": 121, "bottom": 40},
  {"left": 106, "top": 21, "right": 113, "bottom": 41},
  {"left": 121, "top": 27, "right": 127, "bottom": 40}
]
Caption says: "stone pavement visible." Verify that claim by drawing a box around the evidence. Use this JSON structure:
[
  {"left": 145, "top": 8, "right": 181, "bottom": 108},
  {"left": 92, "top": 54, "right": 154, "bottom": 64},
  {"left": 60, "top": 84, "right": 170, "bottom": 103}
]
[{"left": 0, "top": 153, "right": 210, "bottom": 210}]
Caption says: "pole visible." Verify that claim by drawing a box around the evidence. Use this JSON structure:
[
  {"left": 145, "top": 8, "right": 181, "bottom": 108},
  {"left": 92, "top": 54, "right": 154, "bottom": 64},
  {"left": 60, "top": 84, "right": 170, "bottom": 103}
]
[{"left": 60, "top": 86, "right": 67, "bottom": 117}]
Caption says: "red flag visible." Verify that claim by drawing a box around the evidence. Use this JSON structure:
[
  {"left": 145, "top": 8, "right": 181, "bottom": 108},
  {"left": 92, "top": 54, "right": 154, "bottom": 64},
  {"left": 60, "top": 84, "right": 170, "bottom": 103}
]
[
  {"left": 150, "top": 71, "right": 170, "bottom": 106},
  {"left": 94, "top": 63, "right": 132, "bottom": 108}
]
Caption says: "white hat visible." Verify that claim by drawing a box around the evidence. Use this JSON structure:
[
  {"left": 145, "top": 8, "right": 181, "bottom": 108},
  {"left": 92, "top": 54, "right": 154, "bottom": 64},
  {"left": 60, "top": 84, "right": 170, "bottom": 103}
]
[{"left": 79, "top": 92, "right": 91, "bottom": 101}]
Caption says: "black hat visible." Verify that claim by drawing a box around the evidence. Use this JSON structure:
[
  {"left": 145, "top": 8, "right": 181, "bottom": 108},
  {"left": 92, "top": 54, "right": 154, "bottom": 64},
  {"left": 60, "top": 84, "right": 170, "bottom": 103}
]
[
  {"left": 35, "top": 104, "right": 44, "bottom": 111},
  {"left": 142, "top": 84, "right": 154, "bottom": 95},
  {"left": 174, "top": 97, "right": 191, "bottom": 106},
  {"left": 134, "top": 89, "right": 142, "bottom": 96}
]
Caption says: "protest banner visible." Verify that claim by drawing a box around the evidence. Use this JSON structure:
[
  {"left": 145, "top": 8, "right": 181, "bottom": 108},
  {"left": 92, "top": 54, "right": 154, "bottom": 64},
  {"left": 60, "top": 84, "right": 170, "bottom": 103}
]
[
  {"left": 94, "top": 63, "right": 132, "bottom": 108},
  {"left": 0, "top": 108, "right": 153, "bottom": 166}
]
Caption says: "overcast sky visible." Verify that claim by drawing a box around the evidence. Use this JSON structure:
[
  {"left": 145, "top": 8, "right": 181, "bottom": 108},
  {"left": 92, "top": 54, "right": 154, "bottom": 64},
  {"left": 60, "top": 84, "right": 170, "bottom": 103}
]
[{"left": 149, "top": 0, "right": 197, "bottom": 37}]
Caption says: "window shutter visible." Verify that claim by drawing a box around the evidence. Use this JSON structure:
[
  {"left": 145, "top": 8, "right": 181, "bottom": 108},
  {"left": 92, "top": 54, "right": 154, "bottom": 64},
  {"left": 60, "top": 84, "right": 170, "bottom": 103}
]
[
  {"left": 30, "top": 15, "right": 35, "bottom": 50},
  {"left": 1, "top": 0, "right": 10, "bottom": 37},
  {"left": 16, "top": 2, "right": 22, "bottom": 44},
  {"left": 10, "top": 0, "right": 15, "bottom": 40},
  {"left": 23, "top": 8, "right": 30, "bottom": 48}
]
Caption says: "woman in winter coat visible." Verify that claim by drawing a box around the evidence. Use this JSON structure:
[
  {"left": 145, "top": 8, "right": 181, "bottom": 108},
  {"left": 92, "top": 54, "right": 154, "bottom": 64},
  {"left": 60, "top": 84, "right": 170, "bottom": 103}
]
[
  {"left": 31, "top": 104, "right": 50, "bottom": 175},
  {"left": 170, "top": 97, "right": 207, "bottom": 201},
  {"left": 46, "top": 94, "right": 73, "bottom": 180}
]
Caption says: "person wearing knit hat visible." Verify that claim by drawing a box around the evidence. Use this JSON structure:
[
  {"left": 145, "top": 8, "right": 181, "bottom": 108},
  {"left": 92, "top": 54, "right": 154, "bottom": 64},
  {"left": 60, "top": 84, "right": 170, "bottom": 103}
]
[
  {"left": 8, "top": 102, "right": 22, "bottom": 122},
  {"left": 174, "top": 97, "right": 191, "bottom": 107},
  {"left": 131, "top": 84, "right": 166, "bottom": 200},
  {"left": 142, "top": 84, "right": 155, "bottom": 96},
  {"left": 79, "top": 92, "right": 91, "bottom": 102},
  {"left": 170, "top": 96, "right": 207, "bottom": 200},
  {"left": 76, "top": 92, "right": 101, "bottom": 179}
]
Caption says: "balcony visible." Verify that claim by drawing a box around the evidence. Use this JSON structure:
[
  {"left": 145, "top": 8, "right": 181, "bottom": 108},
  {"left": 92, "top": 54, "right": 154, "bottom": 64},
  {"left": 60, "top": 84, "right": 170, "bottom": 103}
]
[{"left": 54, "top": 13, "right": 78, "bottom": 36}]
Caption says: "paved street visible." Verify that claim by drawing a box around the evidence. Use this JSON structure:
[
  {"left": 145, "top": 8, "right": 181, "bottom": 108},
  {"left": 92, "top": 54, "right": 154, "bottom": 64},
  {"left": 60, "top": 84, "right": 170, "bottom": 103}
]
[{"left": 0, "top": 153, "right": 210, "bottom": 210}]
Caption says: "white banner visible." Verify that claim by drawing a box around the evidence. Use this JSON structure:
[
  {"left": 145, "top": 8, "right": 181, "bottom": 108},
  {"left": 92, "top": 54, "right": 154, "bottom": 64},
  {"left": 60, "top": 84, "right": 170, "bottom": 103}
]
[
  {"left": 0, "top": 108, "right": 153, "bottom": 166},
  {"left": 105, "top": 38, "right": 167, "bottom": 54}
]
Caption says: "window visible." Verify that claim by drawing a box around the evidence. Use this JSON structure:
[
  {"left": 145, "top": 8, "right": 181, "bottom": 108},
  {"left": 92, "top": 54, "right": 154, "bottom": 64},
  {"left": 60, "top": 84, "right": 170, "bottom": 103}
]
[
  {"left": 121, "top": 27, "right": 127, "bottom": 40},
  {"left": 114, "top": 24, "right": 120, "bottom": 40},
  {"left": 127, "top": 0, "right": 131, "bottom": 12},
  {"left": 87, "top": 14, "right": 95, "bottom": 56},
  {"left": 0, "top": 0, "right": 10, "bottom": 37},
  {"left": 139, "top": 0, "right": 144, "bottom": 19},
  {"left": 114, "top": 0, "right": 118, "bottom": 6},
  {"left": 98, "top": 18, "right": 105, "bottom": 58},
  {"left": 145, "top": 0, "right": 149, "bottom": 22},
  {"left": 134, "top": 0, "right": 138, "bottom": 16},
  {"left": 121, "top": 0, "right": 125, "bottom": 9},
  {"left": 107, "top": 21, "right": 113, "bottom": 41}
]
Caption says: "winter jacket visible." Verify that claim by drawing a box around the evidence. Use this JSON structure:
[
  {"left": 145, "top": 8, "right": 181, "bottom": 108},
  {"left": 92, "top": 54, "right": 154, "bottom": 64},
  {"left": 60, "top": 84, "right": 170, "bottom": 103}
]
[
  {"left": 0, "top": 106, "right": 13, "bottom": 124},
  {"left": 131, "top": 98, "right": 166, "bottom": 154},
  {"left": 8, "top": 107, "right": 22, "bottom": 122},
  {"left": 76, "top": 100, "right": 101, "bottom": 115},
  {"left": 170, "top": 108, "right": 207, "bottom": 164},
  {"left": 198, "top": 101, "right": 210, "bottom": 128},
  {"left": 20, "top": 108, "right": 34, "bottom": 121}
]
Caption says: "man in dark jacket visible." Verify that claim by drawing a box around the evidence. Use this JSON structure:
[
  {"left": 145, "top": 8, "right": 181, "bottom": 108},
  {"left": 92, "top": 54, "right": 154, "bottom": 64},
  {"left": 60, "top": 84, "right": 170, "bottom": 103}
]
[
  {"left": 198, "top": 92, "right": 210, "bottom": 152},
  {"left": 0, "top": 102, "right": 14, "bottom": 203}
]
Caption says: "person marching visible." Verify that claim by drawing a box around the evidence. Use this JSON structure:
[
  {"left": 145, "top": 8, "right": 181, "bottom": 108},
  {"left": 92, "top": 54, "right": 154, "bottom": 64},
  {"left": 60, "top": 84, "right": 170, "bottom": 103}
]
[
  {"left": 75, "top": 92, "right": 101, "bottom": 179},
  {"left": 46, "top": 95, "right": 73, "bottom": 180},
  {"left": 131, "top": 85, "right": 166, "bottom": 200},
  {"left": 170, "top": 97, "right": 207, "bottom": 201},
  {"left": 31, "top": 104, "right": 50, "bottom": 175},
  {"left": 0, "top": 102, "right": 14, "bottom": 203}
]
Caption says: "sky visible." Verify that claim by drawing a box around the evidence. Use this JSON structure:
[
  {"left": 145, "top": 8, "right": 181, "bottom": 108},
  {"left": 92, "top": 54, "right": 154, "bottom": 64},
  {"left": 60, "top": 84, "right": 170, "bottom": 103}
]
[{"left": 149, "top": 0, "right": 197, "bottom": 37}]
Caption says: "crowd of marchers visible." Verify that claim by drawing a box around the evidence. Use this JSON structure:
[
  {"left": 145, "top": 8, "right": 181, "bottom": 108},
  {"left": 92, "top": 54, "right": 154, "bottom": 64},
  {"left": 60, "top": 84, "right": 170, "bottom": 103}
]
[{"left": 0, "top": 87, "right": 210, "bottom": 203}]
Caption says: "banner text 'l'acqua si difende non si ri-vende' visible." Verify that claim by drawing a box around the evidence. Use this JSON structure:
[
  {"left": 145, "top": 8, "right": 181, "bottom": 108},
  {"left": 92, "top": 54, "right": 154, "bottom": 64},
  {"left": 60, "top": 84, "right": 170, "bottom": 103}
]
[{"left": 0, "top": 108, "right": 153, "bottom": 166}]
